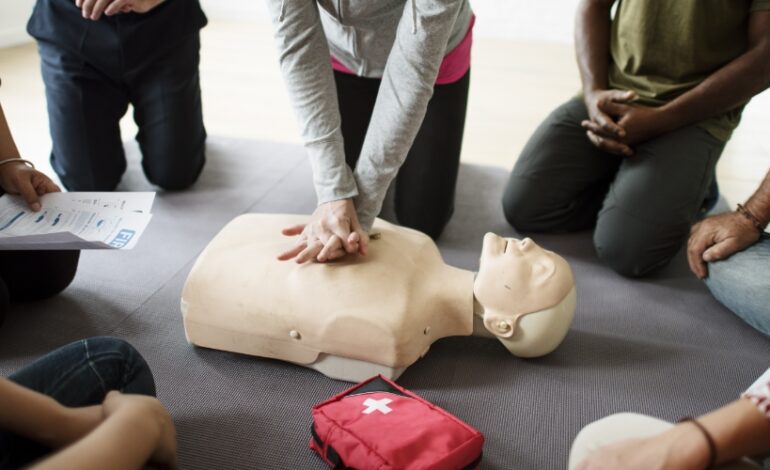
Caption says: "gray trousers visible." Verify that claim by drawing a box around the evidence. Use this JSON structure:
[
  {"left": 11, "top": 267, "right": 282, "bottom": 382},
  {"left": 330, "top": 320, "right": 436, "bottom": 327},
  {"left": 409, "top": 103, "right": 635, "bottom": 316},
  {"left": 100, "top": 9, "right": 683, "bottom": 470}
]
[{"left": 503, "top": 98, "right": 725, "bottom": 277}]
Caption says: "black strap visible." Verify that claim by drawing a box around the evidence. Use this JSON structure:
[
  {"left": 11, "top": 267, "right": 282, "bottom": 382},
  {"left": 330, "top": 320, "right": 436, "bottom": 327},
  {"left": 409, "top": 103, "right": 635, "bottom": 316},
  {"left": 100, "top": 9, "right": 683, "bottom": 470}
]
[
  {"left": 312, "top": 424, "right": 482, "bottom": 470},
  {"left": 461, "top": 453, "right": 483, "bottom": 470},
  {"left": 311, "top": 425, "right": 349, "bottom": 470}
]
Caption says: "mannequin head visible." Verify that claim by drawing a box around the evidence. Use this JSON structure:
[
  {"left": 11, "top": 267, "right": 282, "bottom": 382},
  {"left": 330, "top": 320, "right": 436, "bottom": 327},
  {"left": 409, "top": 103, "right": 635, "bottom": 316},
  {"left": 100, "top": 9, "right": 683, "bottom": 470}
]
[{"left": 474, "top": 233, "right": 575, "bottom": 357}]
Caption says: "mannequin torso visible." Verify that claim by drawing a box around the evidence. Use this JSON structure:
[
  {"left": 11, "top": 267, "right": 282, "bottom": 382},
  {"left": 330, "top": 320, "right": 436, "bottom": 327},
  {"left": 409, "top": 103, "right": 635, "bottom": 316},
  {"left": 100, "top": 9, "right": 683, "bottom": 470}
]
[{"left": 182, "top": 214, "right": 575, "bottom": 381}]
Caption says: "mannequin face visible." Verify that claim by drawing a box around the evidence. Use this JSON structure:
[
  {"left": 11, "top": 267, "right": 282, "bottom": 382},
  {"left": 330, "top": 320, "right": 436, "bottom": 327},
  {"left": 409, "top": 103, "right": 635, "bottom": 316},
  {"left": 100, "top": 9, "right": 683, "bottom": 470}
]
[{"left": 474, "top": 233, "right": 574, "bottom": 342}]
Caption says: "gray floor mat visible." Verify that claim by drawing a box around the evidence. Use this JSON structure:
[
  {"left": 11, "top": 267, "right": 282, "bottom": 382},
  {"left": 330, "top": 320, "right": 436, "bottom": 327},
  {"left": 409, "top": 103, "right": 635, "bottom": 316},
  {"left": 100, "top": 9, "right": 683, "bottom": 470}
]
[{"left": 1, "top": 138, "right": 767, "bottom": 469}]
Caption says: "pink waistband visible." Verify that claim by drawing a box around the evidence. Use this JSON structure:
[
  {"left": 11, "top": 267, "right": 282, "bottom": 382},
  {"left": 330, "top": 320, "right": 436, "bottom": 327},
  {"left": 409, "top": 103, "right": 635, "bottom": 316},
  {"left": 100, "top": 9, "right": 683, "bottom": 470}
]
[{"left": 331, "top": 15, "right": 474, "bottom": 85}]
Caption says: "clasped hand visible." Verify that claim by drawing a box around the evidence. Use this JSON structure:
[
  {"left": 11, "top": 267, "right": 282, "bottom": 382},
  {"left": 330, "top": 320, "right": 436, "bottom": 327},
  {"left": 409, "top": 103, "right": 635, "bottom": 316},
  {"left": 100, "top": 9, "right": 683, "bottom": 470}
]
[
  {"left": 277, "top": 198, "right": 369, "bottom": 264},
  {"left": 582, "top": 89, "right": 669, "bottom": 156}
]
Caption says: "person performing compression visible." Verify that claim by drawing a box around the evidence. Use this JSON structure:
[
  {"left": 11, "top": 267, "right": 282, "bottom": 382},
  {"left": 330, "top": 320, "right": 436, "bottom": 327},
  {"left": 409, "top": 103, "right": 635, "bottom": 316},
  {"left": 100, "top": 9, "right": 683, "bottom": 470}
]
[{"left": 266, "top": 0, "right": 475, "bottom": 264}]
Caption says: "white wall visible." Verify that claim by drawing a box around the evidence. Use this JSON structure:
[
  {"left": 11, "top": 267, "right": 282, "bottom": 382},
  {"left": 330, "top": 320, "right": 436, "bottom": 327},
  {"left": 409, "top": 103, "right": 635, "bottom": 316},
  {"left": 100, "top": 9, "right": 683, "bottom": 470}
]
[
  {"left": 199, "top": 0, "right": 581, "bottom": 43},
  {"left": 0, "top": 0, "right": 35, "bottom": 47},
  {"left": 0, "top": 0, "right": 582, "bottom": 48}
]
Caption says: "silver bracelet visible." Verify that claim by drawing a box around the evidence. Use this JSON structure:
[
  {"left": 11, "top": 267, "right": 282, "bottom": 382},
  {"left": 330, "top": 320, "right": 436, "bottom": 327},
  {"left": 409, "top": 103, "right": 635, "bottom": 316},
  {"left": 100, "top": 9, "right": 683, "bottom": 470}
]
[{"left": 0, "top": 158, "right": 35, "bottom": 169}]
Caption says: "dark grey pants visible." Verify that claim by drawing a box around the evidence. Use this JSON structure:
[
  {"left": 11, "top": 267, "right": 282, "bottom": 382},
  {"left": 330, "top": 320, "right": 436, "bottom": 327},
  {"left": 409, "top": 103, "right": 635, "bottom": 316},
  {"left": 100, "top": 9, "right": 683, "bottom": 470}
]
[{"left": 503, "top": 98, "right": 725, "bottom": 277}]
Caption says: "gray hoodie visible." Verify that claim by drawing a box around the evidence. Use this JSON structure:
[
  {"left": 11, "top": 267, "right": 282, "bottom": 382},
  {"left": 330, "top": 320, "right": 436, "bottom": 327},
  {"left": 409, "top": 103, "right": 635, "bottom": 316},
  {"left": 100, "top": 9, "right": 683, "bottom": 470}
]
[{"left": 266, "top": 0, "right": 472, "bottom": 230}]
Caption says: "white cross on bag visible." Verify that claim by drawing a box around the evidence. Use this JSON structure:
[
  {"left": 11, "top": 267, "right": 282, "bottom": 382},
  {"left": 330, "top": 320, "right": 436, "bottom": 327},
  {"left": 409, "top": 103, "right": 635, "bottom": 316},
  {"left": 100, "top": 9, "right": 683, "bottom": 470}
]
[{"left": 362, "top": 398, "right": 393, "bottom": 415}]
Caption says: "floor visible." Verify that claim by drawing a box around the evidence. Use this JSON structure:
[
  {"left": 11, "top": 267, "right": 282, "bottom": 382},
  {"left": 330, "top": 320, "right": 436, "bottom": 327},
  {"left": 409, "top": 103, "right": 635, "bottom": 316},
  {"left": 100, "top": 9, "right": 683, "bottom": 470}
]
[{"left": 0, "top": 19, "right": 768, "bottom": 203}]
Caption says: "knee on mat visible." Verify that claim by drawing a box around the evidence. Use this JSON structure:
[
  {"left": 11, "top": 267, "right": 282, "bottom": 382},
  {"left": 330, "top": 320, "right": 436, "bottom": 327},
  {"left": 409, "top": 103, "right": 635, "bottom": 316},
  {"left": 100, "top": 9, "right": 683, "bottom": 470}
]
[
  {"left": 84, "top": 336, "right": 157, "bottom": 396},
  {"left": 34, "top": 251, "right": 80, "bottom": 299},
  {"left": 145, "top": 159, "right": 204, "bottom": 190},
  {"left": 593, "top": 230, "right": 676, "bottom": 278},
  {"left": 705, "top": 255, "right": 770, "bottom": 337},
  {"left": 501, "top": 177, "right": 548, "bottom": 232},
  {"left": 144, "top": 148, "right": 205, "bottom": 191},
  {"left": 57, "top": 166, "right": 123, "bottom": 192}
]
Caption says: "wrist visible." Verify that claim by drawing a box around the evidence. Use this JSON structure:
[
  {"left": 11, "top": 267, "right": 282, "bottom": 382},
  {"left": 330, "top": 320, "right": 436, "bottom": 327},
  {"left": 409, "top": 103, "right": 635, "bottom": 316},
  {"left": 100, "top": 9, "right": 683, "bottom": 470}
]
[
  {"left": 656, "top": 101, "right": 688, "bottom": 134},
  {"left": 668, "top": 420, "right": 715, "bottom": 470},
  {"left": 582, "top": 86, "right": 605, "bottom": 101},
  {"left": 742, "top": 201, "right": 770, "bottom": 230},
  {"left": 737, "top": 203, "right": 768, "bottom": 233},
  {"left": 0, "top": 158, "right": 35, "bottom": 173}
]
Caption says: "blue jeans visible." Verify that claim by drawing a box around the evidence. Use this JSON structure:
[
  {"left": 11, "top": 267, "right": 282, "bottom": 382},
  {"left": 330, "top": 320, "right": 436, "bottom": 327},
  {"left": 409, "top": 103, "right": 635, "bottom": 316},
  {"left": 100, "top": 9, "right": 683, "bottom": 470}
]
[
  {"left": 0, "top": 337, "right": 155, "bottom": 469},
  {"left": 705, "top": 234, "right": 770, "bottom": 338}
]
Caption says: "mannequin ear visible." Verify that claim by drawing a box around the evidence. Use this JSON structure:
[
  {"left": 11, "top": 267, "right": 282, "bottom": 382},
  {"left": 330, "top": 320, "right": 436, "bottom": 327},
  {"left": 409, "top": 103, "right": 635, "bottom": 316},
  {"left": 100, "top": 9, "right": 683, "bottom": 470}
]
[{"left": 483, "top": 315, "right": 516, "bottom": 339}]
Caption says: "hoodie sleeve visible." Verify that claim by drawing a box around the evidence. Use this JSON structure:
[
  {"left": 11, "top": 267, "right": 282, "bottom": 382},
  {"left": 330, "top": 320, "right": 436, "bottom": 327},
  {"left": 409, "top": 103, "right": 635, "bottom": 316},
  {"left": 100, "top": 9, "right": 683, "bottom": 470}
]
[
  {"left": 266, "top": 0, "right": 358, "bottom": 205},
  {"left": 352, "top": 0, "right": 465, "bottom": 230}
]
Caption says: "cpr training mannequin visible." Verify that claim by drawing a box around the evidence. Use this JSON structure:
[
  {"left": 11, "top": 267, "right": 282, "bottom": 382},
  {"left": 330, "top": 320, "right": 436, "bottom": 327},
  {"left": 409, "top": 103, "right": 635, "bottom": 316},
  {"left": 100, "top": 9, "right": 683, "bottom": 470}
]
[{"left": 181, "top": 214, "right": 576, "bottom": 382}]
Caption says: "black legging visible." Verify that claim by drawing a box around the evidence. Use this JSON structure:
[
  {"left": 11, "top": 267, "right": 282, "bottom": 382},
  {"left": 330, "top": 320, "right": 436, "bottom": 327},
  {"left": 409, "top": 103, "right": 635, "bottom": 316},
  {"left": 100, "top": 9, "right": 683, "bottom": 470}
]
[
  {"left": 0, "top": 250, "right": 80, "bottom": 327},
  {"left": 334, "top": 69, "right": 470, "bottom": 240}
]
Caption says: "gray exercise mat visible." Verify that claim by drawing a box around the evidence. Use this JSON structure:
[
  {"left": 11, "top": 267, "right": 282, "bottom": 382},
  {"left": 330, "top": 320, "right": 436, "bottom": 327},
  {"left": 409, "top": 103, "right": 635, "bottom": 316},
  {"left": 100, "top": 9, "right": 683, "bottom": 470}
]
[{"left": 0, "top": 138, "right": 767, "bottom": 469}]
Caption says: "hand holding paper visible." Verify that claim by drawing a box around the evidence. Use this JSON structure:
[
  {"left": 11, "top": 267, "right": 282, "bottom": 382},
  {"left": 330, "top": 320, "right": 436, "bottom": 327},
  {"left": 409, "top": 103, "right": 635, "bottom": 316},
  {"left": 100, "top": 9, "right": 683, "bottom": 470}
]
[{"left": 0, "top": 192, "right": 155, "bottom": 250}]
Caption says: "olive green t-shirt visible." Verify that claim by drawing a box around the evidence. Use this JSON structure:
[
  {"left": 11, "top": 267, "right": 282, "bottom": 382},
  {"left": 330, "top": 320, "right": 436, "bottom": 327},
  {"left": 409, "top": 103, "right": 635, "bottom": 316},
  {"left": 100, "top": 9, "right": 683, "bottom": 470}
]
[{"left": 608, "top": 0, "right": 770, "bottom": 141}]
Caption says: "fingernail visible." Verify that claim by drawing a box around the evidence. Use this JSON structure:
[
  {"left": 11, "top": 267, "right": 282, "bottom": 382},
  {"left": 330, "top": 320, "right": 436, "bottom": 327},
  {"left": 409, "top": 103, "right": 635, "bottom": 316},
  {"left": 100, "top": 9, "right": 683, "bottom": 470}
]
[{"left": 31, "top": 202, "right": 41, "bottom": 211}]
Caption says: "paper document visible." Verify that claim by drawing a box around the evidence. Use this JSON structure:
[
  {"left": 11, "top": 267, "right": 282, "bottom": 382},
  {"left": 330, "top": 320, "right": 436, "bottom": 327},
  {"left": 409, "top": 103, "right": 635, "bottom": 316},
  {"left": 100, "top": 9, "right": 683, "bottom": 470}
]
[{"left": 0, "top": 192, "right": 155, "bottom": 250}]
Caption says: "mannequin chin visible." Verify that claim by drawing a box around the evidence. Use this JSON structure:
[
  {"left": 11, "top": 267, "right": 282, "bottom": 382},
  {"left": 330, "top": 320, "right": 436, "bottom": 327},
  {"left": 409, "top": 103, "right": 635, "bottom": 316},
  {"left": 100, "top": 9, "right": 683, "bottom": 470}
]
[{"left": 181, "top": 215, "right": 577, "bottom": 382}]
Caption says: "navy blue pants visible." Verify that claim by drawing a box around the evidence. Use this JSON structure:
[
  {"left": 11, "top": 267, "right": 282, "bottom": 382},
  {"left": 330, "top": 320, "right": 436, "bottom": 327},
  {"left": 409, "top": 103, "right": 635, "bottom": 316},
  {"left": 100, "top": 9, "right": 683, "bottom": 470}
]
[
  {"left": 33, "top": 3, "right": 206, "bottom": 191},
  {"left": 0, "top": 337, "right": 156, "bottom": 469}
]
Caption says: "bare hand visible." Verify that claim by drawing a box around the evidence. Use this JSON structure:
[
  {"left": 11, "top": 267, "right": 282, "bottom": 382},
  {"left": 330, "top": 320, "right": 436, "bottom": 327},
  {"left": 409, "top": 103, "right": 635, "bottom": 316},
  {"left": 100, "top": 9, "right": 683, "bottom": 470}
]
[
  {"left": 102, "top": 391, "right": 178, "bottom": 469},
  {"left": 582, "top": 90, "right": 670, "bottom": 156},
  {"left": 277, "top": 199, "right": 369, "bottom": 264},
  {"left": 75, "top": 0, "right": 164, "bottom": 20},
  {"left": 582, "top": 89, "right": 635, "bottom": 155},
  {"left": 688, "top": 212, "right": 760, "bottom": 279},
  {"left": 0, "top": 162, "right": 60, "bottom": 211}
]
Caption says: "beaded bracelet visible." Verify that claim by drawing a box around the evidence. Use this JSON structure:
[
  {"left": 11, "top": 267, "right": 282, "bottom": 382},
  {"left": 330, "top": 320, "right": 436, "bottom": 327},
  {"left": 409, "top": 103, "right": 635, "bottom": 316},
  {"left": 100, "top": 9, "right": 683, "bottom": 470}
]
[
  {"left": 678, "top": 417, "right": 717, "bottom": 469},
  {"left": 736, "top": 203, "right": 766, "bottom": 233},
  {"left": 0, "top": 158, "right": 35, "bottom": 169}
]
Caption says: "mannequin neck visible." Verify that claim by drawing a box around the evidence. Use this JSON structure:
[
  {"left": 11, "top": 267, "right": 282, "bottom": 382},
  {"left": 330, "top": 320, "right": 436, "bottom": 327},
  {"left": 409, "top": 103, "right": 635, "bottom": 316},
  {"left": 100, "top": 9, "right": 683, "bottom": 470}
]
[
  {"left": 471, "top": 293, "right": 496, "bottom": 338},
  {"left": 427, "top": 264, "right": 476, "bottom": 338}
]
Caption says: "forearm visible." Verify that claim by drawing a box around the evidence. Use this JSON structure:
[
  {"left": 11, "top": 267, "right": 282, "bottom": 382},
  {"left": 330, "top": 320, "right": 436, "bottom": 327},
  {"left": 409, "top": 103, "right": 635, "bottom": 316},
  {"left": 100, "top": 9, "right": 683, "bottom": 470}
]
[
  {"left": 0, "top": 103, "right": 21, "bottom": 161},
  {"left": 575, "top": 0, "right": 615, "bottom": 94},
  {"left": 700, "top": 398, "right": 770, "bottom": 464},
  {"left": 744, "top": 169, "right": 770, "bottom": 228},
  {"left": 31, "top": 410, "right": 160, "bottom": 470},
  {"left": 660, "top": 11, "right": 770, "bottom": 132},
  {"left": 353, "top": 0, "right": 464, "bottom": 229},
  {"left": 0, "top": 378, "right": 102, "bottom": 448},
  {"left": 0, "top": 379, "right": 68, "bottom": 447},
  {"left": 653, "top": 399, "right": 770, "bottom": 469},
  {"left": 266, "top": 0, "right": 357, "bottom": 204}
]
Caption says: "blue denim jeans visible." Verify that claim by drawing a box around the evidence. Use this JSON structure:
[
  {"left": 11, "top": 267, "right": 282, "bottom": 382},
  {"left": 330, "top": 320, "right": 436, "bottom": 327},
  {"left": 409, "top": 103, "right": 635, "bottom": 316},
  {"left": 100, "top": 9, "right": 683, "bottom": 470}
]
[
  {"left": 705, "top": 234, "right": 770, "bottom": 339},
  {"left": 0, "top": 337, "right": 155, "bottom": 469}
]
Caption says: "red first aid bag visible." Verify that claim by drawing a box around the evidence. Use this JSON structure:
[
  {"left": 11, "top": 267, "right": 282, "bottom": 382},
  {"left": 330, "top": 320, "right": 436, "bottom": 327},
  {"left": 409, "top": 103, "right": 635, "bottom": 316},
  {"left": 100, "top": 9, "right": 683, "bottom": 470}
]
[{"left": 310, "top": 375, "right": 484, "bottom": 470}]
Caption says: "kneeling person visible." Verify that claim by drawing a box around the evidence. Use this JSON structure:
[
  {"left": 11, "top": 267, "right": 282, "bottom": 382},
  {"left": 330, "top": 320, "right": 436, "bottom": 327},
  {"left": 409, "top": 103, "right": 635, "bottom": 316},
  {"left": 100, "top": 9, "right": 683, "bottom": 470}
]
[{"left": 503, "top": 0, "right": 770, "bottom": 277}]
